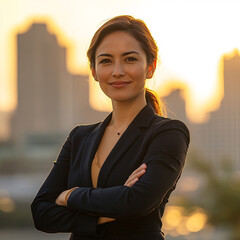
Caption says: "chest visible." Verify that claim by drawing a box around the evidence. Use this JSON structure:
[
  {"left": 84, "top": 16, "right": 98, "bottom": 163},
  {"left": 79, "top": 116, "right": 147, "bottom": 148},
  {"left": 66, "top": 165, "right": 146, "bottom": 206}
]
[
  {"left": 96, "top": 128, "right": 122, "bottom": 166},
  {"left": 68, "top": 126, "right": 154, "bottom": 188}
]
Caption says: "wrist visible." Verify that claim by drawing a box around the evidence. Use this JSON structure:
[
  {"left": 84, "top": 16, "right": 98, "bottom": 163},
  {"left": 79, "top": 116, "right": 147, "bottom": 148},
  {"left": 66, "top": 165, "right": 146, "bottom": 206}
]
[{"left": 65, "top": 187, "right": 78, "bottom": 205}]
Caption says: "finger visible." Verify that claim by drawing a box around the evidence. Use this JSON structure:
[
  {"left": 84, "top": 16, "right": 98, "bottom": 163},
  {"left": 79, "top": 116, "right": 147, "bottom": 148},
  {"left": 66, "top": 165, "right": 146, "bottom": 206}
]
[
  {"left": 132, "top": 163, "right": 147, "bottom": 174},
  {"left": 136, "top": 163, "right": 147, "bottom": 172},
  {"left": 128, "top": 178, "right": 138, "bottom": 187},
  {"left": 124, "top": 164, "right": 147, "bottom": 186},
  {"left": 124, "top": 173, "right": 138, "bottom": 186},
  {"left": 127, "top": 169, "right": 146, "bottom": 183},
  {"left": 126, "top": 166, "right": 146, "bottom": 181},
  {"left": 136, "top": 169, "right": 146, "bottom": 178},
  {"left": 127, "top": 164, "right": 147, "bottom": 180},
  {"left": 124, "top": 170, "right": 146, "bottom": 187},
  {"left": 125, "top": 177, "right": 138, "bottom": 187}
]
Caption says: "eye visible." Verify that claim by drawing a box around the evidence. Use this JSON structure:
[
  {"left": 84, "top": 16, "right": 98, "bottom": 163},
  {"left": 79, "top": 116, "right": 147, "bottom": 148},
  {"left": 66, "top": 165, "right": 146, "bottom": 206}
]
[
  {"left": 99, "top": 58, "right": 111, "bottom": 64},
  {"left": 125, "top": 57, "right": 137, "bottom": 62}
]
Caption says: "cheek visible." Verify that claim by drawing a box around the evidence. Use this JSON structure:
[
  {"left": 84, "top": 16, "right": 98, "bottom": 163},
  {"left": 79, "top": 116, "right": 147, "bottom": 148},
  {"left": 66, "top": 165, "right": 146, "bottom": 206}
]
[
  {"left": 95, "top": 67, "right": 111, "bottom": 82},
  {"left": 95, "top": 68, "right": 111, "bottom": 94},
  {"left": 128, "top": 65, "right": 147, "bottom": 80}
]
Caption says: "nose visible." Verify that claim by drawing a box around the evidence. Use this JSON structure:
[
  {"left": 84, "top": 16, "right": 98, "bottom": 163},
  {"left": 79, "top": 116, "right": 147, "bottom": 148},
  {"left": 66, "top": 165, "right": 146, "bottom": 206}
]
[{"left": 112, "top": 62, "right": 125, "bottom": 77}]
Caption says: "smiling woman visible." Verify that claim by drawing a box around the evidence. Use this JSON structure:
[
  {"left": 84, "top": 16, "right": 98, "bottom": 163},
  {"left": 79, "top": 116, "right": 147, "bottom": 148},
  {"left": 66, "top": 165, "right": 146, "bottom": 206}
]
[
  {"left": 88, "top": 16, "right": 163, "bottom": 116},
  {"left": 92, "top": 31, "right": 152, "bottom": 104},
  {"left": 31, "top": 15, "right": 190, "bottom": 240}
]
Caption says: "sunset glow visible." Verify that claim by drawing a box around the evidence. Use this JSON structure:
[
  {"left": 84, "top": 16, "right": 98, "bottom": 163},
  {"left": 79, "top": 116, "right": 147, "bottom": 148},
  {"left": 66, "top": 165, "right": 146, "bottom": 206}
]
[
  {"left": 1, "top": 0, "right": 240, "bottom": 123},
  {"left": 162, "top": 206, "right": 208, "bottom": 236}
]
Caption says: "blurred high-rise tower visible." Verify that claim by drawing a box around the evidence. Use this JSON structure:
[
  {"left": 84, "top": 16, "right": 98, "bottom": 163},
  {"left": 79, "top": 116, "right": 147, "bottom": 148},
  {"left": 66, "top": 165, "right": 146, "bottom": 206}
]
[
  {"left": 191, "top": 50, "right": 240, "bottom": 169},
  {"left": 163, "top": 88, "right": 189, "bottom": 125},
  {"left": 11, "top": 23, "right": 108, "bottom": 155}
]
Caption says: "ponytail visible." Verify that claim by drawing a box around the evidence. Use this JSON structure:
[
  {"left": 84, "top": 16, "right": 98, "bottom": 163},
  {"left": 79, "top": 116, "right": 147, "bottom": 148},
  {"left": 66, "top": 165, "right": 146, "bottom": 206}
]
[{"left": 145, "top": 88, "right": 166, "bottom": 116}]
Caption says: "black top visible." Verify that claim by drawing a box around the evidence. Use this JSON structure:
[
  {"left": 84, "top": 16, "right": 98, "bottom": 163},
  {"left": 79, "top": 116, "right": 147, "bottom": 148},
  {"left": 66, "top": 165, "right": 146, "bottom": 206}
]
[{"left": 31, "top": 104, "right": 190, "bottom": 240}]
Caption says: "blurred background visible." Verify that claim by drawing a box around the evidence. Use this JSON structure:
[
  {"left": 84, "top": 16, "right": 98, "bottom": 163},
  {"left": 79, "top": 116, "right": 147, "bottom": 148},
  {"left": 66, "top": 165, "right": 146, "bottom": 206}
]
[{"left": 0, "top": 0, "right": 240, "bottom": 239}]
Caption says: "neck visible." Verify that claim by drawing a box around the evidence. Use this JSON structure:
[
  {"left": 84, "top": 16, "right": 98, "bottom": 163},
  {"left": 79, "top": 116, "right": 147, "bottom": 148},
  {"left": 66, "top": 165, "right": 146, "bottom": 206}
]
[{"left": 109, "top": 95, "right": 147, "bottom": 130}]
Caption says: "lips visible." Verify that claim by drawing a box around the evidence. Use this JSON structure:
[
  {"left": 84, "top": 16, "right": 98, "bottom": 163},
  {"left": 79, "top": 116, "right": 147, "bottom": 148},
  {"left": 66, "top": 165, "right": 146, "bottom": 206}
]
[{"left": 109, "top": 81, "right": 130, "bottom": 88}]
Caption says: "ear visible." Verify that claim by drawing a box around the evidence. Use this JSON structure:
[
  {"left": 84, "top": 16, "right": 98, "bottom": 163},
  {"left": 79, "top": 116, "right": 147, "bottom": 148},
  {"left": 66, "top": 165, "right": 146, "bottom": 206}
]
[
  {"left": 146, "top": 60, "right": 157, "bottom": 79},
  {"left": 91, "top": 67, "right": 98, "bottom": 81}
]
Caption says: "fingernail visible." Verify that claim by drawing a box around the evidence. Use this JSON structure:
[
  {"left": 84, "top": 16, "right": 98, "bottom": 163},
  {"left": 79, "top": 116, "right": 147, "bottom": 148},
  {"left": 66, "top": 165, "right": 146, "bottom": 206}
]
[{"left": 141, "top": 163, "right": 146, "bottom": 168}]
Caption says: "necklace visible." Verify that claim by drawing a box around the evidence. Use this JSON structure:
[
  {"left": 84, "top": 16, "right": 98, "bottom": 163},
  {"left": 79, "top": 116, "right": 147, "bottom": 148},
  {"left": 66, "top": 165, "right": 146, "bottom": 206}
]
[
  {"left": 107, "top": 124, "right": 130, "bottom": 136},
  {"left": 107, "top": 126, "right": 122, "bottom": 135}
]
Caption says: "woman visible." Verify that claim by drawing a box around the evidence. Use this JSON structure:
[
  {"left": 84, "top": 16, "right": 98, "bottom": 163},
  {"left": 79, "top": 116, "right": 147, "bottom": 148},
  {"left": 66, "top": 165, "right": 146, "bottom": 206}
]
[{"left": 31, "top": 15, "right": 190, "bottom": 240}]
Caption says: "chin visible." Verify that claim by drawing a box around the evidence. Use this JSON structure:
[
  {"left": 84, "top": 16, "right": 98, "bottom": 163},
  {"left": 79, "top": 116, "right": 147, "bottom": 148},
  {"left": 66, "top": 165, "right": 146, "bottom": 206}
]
[
  {"left": 111, "top": 95, "right": 142, "bottom": 103},
  {"left": 105, "top": 89, "right": 145, "bottom": 103}
]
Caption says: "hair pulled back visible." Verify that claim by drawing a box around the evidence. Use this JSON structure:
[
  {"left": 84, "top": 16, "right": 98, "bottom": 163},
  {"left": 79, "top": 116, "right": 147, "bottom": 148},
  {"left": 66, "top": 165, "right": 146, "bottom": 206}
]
[{"left": 87, "top": 15, "right": 166, "bottom": 116}]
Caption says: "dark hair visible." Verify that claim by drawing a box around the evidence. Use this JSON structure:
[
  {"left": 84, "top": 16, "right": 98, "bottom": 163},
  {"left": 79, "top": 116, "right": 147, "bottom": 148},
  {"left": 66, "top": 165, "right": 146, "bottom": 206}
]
[{"left": 87, "top": 15, "right": 166, "bottom": 116}]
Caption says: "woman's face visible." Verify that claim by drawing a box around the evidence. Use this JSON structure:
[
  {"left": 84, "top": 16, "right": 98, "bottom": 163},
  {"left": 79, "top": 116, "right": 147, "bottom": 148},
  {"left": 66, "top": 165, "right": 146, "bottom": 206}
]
[{"left": 91, "top": 31, "right": 155, "bottom": 103}]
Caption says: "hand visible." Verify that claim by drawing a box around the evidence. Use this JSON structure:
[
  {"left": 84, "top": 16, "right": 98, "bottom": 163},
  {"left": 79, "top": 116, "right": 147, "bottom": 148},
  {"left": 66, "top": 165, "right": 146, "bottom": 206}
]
[
  {"left": 98, "top": 165, "right": 147, "bottom": 225},
  {"left": 124, "top": 163, "right": 147, "bottom": 187},
  {"left": 55, "top": 187, "right": 78, "bottom": 206}
]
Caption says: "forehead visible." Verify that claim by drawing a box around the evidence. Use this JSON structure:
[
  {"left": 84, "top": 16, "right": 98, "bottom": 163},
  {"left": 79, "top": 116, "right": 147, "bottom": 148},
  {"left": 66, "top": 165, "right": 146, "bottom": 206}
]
[{"left": 96, "top": 31, "right": 145, "bottom": 56}]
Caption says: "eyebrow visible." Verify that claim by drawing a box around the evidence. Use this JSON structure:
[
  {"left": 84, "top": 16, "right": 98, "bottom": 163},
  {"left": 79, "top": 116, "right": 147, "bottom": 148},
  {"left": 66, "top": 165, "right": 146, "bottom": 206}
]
[{"left": 97, "top": 51, "right": 140, "bottom": 59}]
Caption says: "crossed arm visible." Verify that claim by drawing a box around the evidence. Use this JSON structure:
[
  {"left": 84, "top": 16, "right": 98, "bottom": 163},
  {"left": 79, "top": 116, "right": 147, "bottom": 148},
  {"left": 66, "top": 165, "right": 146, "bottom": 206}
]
[
  {"left": 55, "top": 163, "right": 147, "bottom": 225},
  {"left": 55, "top": 163, "right": 147, "bottom": 205},
  {"left": 31, "top": 122, "right": 189, "bottom": 233},
  {"left": 31, "top": 161, "right": 146, "bottom": 233}
]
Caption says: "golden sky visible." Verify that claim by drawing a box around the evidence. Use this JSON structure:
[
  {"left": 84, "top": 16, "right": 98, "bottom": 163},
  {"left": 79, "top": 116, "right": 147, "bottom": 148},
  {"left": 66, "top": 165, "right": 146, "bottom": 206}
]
[{"left": 1, "top": 0, "right": 240, "bottom": 122}]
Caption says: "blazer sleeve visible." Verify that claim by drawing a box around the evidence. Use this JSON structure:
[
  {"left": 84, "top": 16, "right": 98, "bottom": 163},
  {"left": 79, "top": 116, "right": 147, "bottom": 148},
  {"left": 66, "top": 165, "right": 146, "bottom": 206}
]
[
  {"left": 67, "top": 120, "right": 190, "bottom": 219},
  {"left": 31, "top": 126, "right": 98, "bottom": 233}
]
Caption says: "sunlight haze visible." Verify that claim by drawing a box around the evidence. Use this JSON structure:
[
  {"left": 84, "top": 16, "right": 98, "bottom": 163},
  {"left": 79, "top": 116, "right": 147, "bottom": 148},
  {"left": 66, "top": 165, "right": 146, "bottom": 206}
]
[{"left": 1, "top": 0, "right": 240, "bottom": 122}]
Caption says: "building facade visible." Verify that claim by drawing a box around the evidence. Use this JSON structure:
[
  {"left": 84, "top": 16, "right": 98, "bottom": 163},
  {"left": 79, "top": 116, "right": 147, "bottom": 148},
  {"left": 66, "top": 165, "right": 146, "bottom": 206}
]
[{"left": 11, "top": 23, "right": 108, "bottom": 156}]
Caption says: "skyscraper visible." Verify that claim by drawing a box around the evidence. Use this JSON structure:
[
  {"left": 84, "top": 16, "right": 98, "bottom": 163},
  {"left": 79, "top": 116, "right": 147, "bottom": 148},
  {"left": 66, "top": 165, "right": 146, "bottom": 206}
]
[
  {"left": 190, "top": 50, "right": 240, "bottom": 169},
  {"left": 11, "top": 23, "right": 108, "bottom": 155},
  {"left": 163, "top": 88, "right": 189, "bottom": 125}
]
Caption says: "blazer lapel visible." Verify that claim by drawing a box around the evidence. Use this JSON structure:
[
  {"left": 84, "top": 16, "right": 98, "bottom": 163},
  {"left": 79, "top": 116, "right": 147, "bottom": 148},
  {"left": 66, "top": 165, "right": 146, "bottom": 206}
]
[
  {"left": 79, "top": 113, "right": 112, "bottom": 187},
  {"left": 97, "top": 104, "right": 156, "bottom": 188}
]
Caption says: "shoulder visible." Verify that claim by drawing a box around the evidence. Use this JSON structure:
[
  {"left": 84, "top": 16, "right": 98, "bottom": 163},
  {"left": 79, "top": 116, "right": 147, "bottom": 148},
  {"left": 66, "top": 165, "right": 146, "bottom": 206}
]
[
  {"left": 151, "top": 115, "right": 190, "bottom": 143},
  {"left": 68, "top": 122, "right": 101, "bottom": 139}
]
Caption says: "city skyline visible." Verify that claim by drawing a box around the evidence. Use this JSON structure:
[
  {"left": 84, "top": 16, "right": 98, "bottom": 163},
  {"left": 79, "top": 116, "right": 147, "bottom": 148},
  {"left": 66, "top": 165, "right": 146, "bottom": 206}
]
[
  {"left": 1, "top": 22, "right": 239, "bottom": 171},
  {"left": 10, "top": 23, "right": 108, "bottom": 154},
  {"left": 0, "top": 19, "right": 236, "bottom": 121},
  {"left": 1, "top": 0, "right": 240, "bottom": 123}
]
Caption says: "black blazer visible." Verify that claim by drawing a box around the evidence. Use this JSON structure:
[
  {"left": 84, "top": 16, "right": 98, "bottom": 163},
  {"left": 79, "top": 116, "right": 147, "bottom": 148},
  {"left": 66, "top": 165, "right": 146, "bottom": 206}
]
[{"left": 31, "top": 104, "right": 190, "bottom": 240}]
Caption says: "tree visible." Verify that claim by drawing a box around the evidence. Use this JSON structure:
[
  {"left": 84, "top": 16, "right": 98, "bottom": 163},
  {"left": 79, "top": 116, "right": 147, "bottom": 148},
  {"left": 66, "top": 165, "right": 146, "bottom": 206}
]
[{"left": 185, "top": 152, "right": 240, "bottom": 240}]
